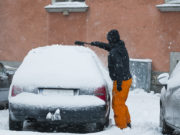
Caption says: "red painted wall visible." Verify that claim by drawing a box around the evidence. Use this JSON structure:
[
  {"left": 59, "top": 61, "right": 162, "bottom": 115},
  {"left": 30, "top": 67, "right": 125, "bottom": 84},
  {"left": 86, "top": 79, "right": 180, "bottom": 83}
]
[{"left": 0, "top": 0, "right": 180, "bottom": 72}]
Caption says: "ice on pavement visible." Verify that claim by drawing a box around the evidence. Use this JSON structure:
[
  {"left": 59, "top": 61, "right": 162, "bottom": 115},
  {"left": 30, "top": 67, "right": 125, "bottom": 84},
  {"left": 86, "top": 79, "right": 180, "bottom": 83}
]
[{"left": 0, "top": 89, "right": 162, "bottom": 135}]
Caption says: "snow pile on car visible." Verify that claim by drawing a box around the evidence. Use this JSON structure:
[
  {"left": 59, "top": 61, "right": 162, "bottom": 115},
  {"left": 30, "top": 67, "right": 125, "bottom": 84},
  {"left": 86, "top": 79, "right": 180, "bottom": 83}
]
[
  {"left": 11, "top": 45, "right": 112, "bottom": 90},
  {"left": 10, "top": 92, "right": 105, "bottom": 108}
]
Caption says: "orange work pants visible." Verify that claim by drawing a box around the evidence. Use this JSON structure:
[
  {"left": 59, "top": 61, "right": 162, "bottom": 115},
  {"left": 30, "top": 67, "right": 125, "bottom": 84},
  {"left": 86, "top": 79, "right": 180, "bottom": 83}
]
[{"left": 112, "top": 78, "right": 132, "bottom": 129}]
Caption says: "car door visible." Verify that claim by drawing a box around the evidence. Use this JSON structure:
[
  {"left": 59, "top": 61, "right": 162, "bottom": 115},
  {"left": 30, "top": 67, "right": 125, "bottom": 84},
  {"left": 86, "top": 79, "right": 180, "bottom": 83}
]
[
  {"left": 171, "top": 87, "right": 180, "bottom": 128},
  {"left": 164, "top": 62, "right": 180, "bottom": 127},
  {"left": 163, "top": 86, "right": 174, "bottom": 125}
]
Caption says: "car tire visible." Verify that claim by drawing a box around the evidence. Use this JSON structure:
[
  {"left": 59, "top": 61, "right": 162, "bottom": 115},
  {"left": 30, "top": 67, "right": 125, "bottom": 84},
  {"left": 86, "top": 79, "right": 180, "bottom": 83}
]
[
  {"left": 160, "top": 102, "right": 173, "bottom": 134},
  {"left": 9, "top": 116, "right": 23, "bottom": 131},
  {"left": 161, "top": 119, "right": 174, "bottom": 134},
  {"left": 96, "top": 123, "right": 104, "bottom": 131},
  {"left": 160, "top": 101, "right": 164, "bottom": 128},
  {"left": 105, "top": 95, "right": 110, "bottom": 128},
  {"left": 105, "top": 117, "right": 109, "bottom": 127}
]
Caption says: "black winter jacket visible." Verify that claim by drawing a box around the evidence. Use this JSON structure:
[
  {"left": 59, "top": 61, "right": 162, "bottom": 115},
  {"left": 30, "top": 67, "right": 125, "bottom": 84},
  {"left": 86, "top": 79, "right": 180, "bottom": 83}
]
[{"left": 91, "top": 40, "right": 132, "bottom": 90}]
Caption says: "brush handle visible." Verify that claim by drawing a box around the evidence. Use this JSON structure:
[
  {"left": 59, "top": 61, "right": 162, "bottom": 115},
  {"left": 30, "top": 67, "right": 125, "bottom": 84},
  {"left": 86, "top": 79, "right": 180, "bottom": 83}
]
[{"left": 74, "top": 41, "right": 91, "bottom": 46}]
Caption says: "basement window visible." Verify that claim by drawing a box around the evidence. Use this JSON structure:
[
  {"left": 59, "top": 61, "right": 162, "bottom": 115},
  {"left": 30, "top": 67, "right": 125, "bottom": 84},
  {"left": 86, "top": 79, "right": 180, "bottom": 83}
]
[
  {"left": 45, "top": 0, "right": 88, "bottom": 15},
  {"left": 156, "top": 0, "right": 180, "bottom": 12}
]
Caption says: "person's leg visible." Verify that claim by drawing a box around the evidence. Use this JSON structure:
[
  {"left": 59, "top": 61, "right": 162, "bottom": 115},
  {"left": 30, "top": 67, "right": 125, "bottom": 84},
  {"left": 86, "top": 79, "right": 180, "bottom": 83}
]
[
  {"left": 113, "top": 99, "right": 127, "bottom": 128},
  {"left": 112, "top": 81, "right": 128, "bottom": 129},
  {"left": 112, "top": 79, "right": 132, "bottom": 129},
  {"left": 122, "top": 79, "right": 132, "bottom": 125}
]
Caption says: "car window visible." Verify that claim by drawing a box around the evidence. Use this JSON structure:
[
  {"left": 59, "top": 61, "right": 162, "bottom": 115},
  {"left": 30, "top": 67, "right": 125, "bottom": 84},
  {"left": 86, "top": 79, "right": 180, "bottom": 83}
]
[
  {"left": 0, "top": 63, "right": 4, "bottom": 73},
  {"left": 0, "top": 63, "right": 6, "bottom": 78},
  {"left": 169, "top": 61, "right": 180, "bottom": 79}
]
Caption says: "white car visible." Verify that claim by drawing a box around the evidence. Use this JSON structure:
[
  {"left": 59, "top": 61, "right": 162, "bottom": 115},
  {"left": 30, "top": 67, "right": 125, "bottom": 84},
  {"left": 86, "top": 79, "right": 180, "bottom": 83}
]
[
  {"left": 8, "top": 45, "right": 112, "bottom": 131},
  {"left": 159, "top": 62, "right": 180, "bottom": 134}
]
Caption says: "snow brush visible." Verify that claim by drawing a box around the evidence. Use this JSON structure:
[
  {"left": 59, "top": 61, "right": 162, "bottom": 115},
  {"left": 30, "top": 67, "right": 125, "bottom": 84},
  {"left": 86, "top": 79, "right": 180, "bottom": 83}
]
[{"left": 74, "top": 41, "right": 91, "bottom": 46}]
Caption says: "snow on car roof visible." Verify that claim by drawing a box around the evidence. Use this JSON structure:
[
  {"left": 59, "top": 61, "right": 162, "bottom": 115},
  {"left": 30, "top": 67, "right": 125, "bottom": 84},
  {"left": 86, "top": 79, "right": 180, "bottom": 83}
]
[{"left": 11, "top": 45, "right": 111, "bottom": 90}]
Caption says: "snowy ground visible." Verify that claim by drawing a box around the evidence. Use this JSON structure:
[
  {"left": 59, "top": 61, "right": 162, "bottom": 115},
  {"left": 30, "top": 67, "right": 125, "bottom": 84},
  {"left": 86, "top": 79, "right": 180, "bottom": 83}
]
[{"left": 0, "top": 89, "right": 162, "bottom": 135}]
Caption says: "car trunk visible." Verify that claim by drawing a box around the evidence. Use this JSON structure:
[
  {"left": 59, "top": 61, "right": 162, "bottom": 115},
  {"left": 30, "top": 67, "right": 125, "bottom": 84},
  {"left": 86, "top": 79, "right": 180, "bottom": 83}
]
[{"left": 9, "top": 92, "right": 105, "bottom": 109}]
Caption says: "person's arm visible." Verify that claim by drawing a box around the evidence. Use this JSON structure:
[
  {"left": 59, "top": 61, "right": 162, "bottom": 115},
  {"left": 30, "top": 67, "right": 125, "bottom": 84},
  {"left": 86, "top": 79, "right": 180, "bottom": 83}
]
[
  {"left": 113, "top": 53, "right": 123, "bottom": 91},
  {"left": 91, "top": 41, "right": 111, "bottom": 52}
]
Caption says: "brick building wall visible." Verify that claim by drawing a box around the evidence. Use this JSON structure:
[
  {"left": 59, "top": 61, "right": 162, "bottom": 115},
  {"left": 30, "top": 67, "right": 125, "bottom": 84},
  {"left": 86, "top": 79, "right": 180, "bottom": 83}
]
[{"left": 0, "top": 0, "right": 180, "bottom": 73}]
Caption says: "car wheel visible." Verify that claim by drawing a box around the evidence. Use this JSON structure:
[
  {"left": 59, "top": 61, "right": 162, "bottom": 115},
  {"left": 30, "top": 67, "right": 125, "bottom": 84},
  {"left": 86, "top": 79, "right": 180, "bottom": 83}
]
[
  {"left": 160, "top": 102, "right": 173, "bottom": 134},
  {"left": 161, "top": 119, "right": 174, "bottom": 134},
  {"left": 96, "top": 123, "right": 104, "bottom": 131},
  {"left": 160, "top": 101, "right": 164, "bottom": 128},
  {"left": 84, "top": 122, "right": 104, "bottom": 132},
  {"left": 105, "top": 95, "right": 110, "bottom": 128},
  {"left": 9, "top": 116, "right": 23, "bottom": 131},
  {"left": 105, "top": 117, "right": 109, "bottom": 127}
]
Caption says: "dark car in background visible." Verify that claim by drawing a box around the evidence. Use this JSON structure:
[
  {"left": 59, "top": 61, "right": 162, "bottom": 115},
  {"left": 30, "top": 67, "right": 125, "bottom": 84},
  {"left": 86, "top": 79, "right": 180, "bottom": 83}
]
[
  {"left": 158, "top": 62, "right": 180, "bottom": 134},
  {"left": 8, "top": 45, "right": 112, "bottom": 132},
  {"left": 0, "top": 63, "right": 16, "bottom": 109}
]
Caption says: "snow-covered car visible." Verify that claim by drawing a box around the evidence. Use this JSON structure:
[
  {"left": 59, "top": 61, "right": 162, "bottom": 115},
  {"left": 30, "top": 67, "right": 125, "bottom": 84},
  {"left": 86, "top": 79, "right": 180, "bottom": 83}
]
[
  {"left": 0, "top": 63, "right": 15, "bottom": 109},
  {"left": 159, "top": 62, "right": 180, "bottom": 134},
  {"left": 0, "top": 63, "right": 9, "bottom": 109},
  {"left": 8, "top": 45, "right": 112, "bottom": 131}
]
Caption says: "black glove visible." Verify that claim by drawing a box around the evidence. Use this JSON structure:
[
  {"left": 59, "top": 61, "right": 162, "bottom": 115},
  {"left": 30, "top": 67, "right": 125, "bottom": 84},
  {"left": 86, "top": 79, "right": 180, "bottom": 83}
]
[
  {"left": 91, "top": 41, "right": 100, "bottom": 46},
  {"left": 117, "top": 83, "right": 122, "bottom": 92}
]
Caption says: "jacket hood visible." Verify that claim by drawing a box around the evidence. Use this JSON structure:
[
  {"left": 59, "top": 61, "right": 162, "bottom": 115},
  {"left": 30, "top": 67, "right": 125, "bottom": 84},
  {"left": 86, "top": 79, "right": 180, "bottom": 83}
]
[{"left": 107, "top": 29, "right": 120, "bottom": 44}]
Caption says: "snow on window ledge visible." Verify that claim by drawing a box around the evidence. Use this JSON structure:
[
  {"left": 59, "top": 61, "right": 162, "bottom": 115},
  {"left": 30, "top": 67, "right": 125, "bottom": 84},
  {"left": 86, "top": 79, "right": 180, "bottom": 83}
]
[
  {"left": 45, "top": 2, "right": 88, "bottom": 15},
  {"left": 156, "top": 0, "right": 180, "bottom": 12}
]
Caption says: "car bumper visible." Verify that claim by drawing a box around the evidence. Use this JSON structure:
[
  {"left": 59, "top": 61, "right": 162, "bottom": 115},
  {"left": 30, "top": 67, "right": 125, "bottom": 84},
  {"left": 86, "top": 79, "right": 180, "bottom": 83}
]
[{"left": 9, "top": 103, "right": 108, "bottom": 124}]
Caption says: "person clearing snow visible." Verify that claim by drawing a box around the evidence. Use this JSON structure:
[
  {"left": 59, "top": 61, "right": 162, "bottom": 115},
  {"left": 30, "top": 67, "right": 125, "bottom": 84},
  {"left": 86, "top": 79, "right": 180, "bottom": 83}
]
[{"left": 75, "top": 29, "right": 132, "bottom": 129}]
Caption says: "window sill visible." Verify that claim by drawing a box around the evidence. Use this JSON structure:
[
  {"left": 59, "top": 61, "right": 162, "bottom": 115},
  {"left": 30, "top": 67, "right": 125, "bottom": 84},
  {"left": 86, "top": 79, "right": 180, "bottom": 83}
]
[
  {"left": 156, "top": 3, "right": 180, "bottom": 12},
  {"left": 45, "top": 2, "right": 88, "bottom": 15}
]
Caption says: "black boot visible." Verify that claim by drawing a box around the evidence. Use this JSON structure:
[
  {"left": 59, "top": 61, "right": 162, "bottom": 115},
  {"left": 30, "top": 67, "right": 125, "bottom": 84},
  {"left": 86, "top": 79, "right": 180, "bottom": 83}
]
[{"left": 127, "top": 123, "right": 131, "bottom": 128}]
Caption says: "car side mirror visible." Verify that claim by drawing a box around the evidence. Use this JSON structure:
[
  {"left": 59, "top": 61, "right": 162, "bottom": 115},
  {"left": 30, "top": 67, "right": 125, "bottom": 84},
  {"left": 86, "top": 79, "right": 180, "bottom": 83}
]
[{"left": 157, "top": 73, "right": 169, "bottom": 89}]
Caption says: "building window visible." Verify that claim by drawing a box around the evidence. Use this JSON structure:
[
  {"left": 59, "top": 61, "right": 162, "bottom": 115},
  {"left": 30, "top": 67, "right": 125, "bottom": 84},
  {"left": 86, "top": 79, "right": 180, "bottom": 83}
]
[
  {"left": 165, "top": 0, "right": 180, "bottom": 3},
  {"left": 156, "top": 0, "right": 180, "bottom": 12},
  {"left": 45, "top": 0, "right": 88, "bottom": 15},
  {"left": 55, "top": 0, "right": 85, "bottom": 2},
  {"left": 52, "top": 0, "right": 85, "bottom": 4}
]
